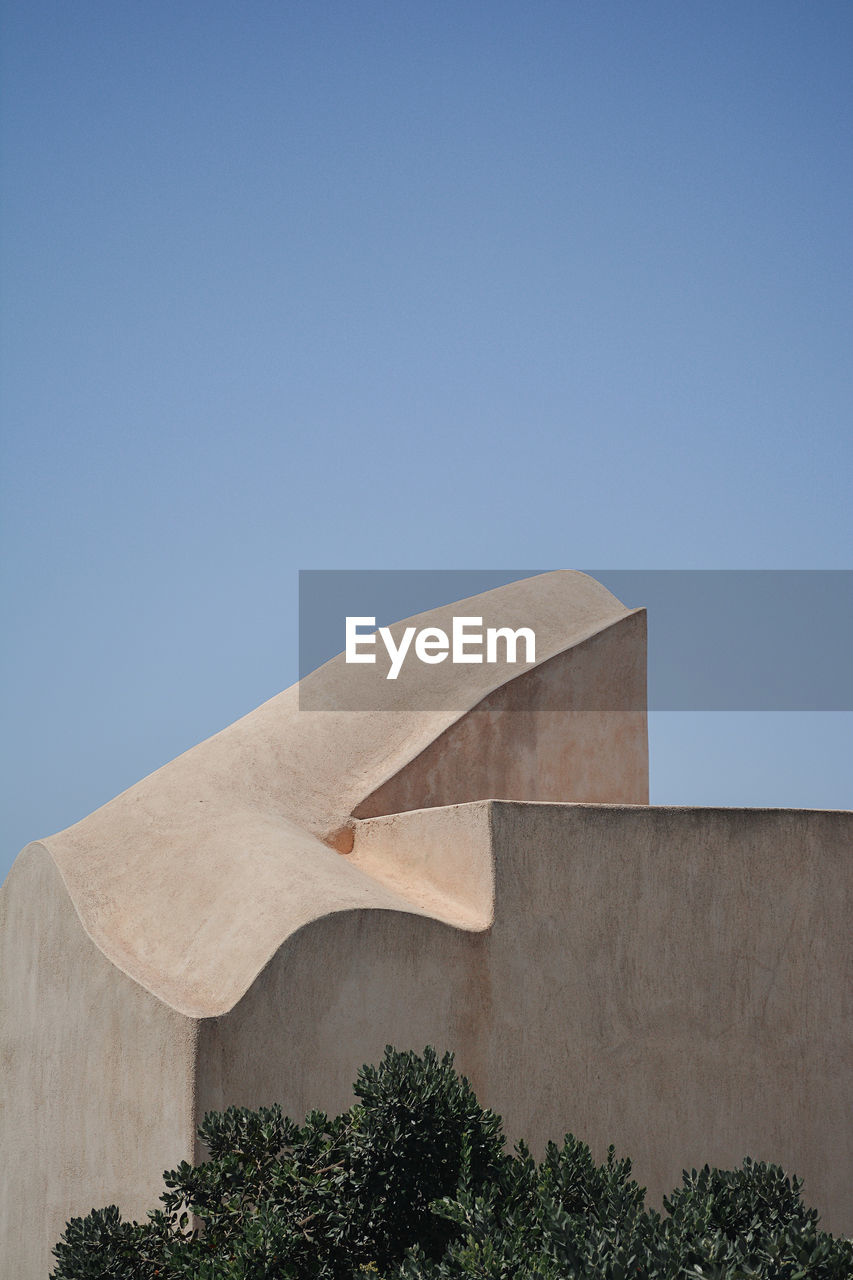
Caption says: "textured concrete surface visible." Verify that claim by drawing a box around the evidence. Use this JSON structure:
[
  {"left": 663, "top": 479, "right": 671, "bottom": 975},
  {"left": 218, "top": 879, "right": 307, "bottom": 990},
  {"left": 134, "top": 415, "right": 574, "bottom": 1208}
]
[
  {"left": 200, "top": 802, "right": 853, "bottom": 1237},
  {"left": 19, "top": 570, "right": 648, "bottom": 1019},
  {"left": 1, "top": 570, "right": 850, "bottom": 1278},
  {"left": 0, "top": 842, "right": 198, "bottom": 1279}
]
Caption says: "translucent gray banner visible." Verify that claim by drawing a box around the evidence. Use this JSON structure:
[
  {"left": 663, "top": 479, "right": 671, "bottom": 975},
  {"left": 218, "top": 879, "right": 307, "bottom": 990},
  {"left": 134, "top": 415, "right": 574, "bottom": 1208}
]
[{"left": 298, "top": 570, "right": 853, "bottom": 711}]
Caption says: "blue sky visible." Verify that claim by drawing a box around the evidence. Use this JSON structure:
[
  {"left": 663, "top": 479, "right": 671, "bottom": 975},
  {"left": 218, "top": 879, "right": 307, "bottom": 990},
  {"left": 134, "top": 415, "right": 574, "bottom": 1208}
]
[{"left": 2, "top": 1, "right": 851, "bottom": 882}]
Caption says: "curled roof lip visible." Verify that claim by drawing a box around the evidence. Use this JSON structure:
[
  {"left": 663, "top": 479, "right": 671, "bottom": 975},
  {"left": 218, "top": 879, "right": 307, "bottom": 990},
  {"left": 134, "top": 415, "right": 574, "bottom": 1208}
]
[{"left": 30, "top": 570, "right": 644, "bottom": 1017}]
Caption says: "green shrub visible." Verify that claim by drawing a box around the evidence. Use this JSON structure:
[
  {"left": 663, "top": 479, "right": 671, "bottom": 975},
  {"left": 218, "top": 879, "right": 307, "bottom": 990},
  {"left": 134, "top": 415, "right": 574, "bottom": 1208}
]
[{"left": 51, "top": 1046, "right": 852, "bottom": 1280}]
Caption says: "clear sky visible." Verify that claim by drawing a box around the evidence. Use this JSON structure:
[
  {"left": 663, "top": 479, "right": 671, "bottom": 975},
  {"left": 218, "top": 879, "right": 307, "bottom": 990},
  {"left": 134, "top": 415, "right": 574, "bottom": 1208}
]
[{"left": 2, "top": 1, "right": 851, "bottom": 883}]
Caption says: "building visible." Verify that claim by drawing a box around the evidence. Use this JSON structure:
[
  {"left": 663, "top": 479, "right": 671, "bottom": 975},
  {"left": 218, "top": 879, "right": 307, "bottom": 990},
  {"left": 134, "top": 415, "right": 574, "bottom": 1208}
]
[{"left": 1, "top": 571, "right": 849, "bottom": 1276}]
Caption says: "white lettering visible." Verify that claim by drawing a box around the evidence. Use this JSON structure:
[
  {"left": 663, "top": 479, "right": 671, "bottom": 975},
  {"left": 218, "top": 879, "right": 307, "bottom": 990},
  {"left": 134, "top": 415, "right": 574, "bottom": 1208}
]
[
  {"left": 379, "top": 625, "right": 416, "bottom": 680},
  {"left": 345, "top": 616, "right": 537, "bottom": 679},
  {"left": 452, "top": 616, "right": 483, "bottom": 663},
  {"left": 345, "top": 617, "right": 377, "bottom": 663},
  {"left": 415, "top": 627, "right": 449, "bottom": 664},
  {"left": 486, "top": 626, "right": 536, "bottom": 664}
]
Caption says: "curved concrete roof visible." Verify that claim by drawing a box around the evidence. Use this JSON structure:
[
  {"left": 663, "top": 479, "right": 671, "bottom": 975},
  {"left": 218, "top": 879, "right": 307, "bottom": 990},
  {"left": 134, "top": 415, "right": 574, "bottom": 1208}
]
[{"left": 37, "top": 570, "right": 641, "bottom": 1017}]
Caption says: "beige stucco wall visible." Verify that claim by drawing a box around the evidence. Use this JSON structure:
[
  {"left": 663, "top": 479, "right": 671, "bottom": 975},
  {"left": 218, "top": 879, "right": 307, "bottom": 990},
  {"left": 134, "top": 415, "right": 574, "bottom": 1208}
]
[
  {"left": 198, "top": 802, "right": 852, "bottom": 1236},
  {"left": 2, "top": 801, "right": 850, "bottom": 1274},
  {"left": 0, "top": 843, "right": 198, "bottom": 1280}
]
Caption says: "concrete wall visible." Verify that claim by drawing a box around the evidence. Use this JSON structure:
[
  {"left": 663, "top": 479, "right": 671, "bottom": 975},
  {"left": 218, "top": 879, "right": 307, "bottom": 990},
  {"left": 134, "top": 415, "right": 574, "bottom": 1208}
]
[
  {"left": 2, "top": 800, "right": 850, "bottom": 1276},
  {"left": 197, "top": 801, "right": 852, "bottom": 1236},
  {"left": 0, "top": 843, "right": 198, "bottom": 1280}
]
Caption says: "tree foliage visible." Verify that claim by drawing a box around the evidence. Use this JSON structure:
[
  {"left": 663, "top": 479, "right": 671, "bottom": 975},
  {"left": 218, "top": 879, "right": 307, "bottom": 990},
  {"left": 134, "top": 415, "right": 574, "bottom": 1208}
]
[{"left": 52, "top": 1045, "right": 852, "bottom": 1280}]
